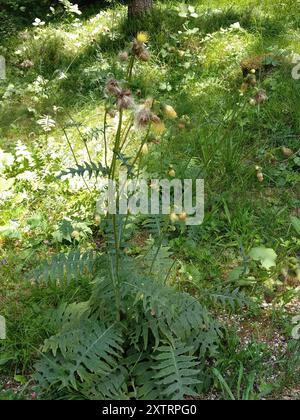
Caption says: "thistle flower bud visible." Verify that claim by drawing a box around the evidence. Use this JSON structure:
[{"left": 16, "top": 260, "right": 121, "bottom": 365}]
[
  {"left": 170, "top": 212, "right": 179, "bottom": 223},
  {"left": 179, "top": 212, "right": 187, "bottom": 222},
  {"left": 257, "top": 171, "right": 264, "bottom": 182},
  {"left": 282, "top": 147, "right": 293, "bottom": 157},
  {"left": 139, "top": 50, "right": 151, "bottom": 62},
  {"left": 168, "top": 168, "right": 176, "bottom": 177},
  {"left": 141, "top": 143, "right": 149, "bottom": 155},
  {"left": 152, "top": 120, "right": 166, "bottom": 135},
  {"left": 118, "top": 51, "right": 129, "bottom": 62},
  {"left": 163, "top": 105, "right": 177, "bottom": 119},
  {"left": 95, "top": 214, "right": 102, "bottom": 225}
]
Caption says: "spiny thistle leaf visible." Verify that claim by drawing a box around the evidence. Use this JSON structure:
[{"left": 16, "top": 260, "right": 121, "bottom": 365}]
[
  {"left": 35, "top": 320, "right": 124, "bottom": 392},
  {"left": 59, "top": 161, "right": 108, "bottom": 179},
  {"left": 152, "top": 341, "right": 201, "bottom": 400},
  {"left": 31, "top": 250, "right": 98, "bottom": 285}
]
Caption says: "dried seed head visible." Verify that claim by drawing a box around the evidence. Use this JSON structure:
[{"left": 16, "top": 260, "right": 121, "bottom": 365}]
[{"left": 105, "top": 78, "right": 121, "bottom": 96}]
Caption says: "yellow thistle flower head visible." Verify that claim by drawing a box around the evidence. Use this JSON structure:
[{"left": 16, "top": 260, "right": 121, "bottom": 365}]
[
  {"left": 163, "top": 104, "right": 177, "bottom": 119},
  {"left": 136, "top": 32, "right": 149, "bottom": 44},
  {"left": 170, "top": 212, "right": 179, "bottom": 223},
  {"left": 141, "top": 143, "right": 149, "bottom": 155},
  {"left": 152, "top": 120, "right": 166, "bottom": 136}
]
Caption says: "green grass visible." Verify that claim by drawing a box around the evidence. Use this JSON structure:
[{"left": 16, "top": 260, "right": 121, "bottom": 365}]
[{"left": 0, "top": 0, "right": 300, "bottom": 400}]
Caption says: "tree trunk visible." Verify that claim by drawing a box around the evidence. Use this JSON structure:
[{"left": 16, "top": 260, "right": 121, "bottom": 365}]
[{"left": 128, "top": 0, "right": 153, "bottom": 19}]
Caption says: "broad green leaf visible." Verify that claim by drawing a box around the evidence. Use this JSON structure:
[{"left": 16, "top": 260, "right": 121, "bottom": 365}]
[{"left": 249, "top": 247, "right": 277, "bottom": 270}]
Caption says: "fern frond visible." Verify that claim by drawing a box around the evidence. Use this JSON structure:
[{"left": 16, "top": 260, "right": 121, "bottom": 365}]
[{"left": 152, "top": 341, "right": 201, "bottom": 400}]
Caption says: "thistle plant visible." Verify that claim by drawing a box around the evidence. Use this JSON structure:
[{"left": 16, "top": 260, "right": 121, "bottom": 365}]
[{"left": 32, "top": 33, "right": 246, "bottom": 401}]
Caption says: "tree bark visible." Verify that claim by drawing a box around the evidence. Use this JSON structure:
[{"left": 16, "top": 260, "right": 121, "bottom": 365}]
[{"left": 128, "top": 0, "right": 153, "bottom": 19}]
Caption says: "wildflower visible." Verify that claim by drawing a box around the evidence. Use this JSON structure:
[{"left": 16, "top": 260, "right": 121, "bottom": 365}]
[
  {"left": 32, "top": 18, "right": 45, "bottom": 27},
  {"left": 119, "top": 51, "right": 129, "bottom": 62},
  {"left": 163, "top": 105, "right": 177, "bottom": 119},
  {"left": 117, "top": 89, "right": 135, "bottom": 110},
  {"left": 105, "top": 78, "right": 121, "bottom": 96},
  {"left": 141, "top": 143, "right": 149, "bottom": 155},
  {"left": 249, "top": 98, "right": 256, "bottom": 106},
  {"left": 282, "top": 147, "right": 293, "bottom": 157},
  {"left": 170, "top": 212, "right": 179, "bottom": 223},
  {"left": 255, "top": 89, "right": 268, "bottom": 104},
  {"left": 136, "top": 32, "right": 149, "bottom": 44},
  {"left": 152, "top": 119, "right": 166, "bottom": 135},
  {"left": 20, "top": 60, "right": 34, "bottom": 69},
  {"left": 250, "top": 69, "right": 256, "bottom": 74}
]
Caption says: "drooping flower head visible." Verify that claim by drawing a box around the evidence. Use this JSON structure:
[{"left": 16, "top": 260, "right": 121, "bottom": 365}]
[
  {"left": 117, "top": 89, "right": 135, "bottom": 110},
  {"left": 105, "top": 78, "right": 121, "bottom": 96}
]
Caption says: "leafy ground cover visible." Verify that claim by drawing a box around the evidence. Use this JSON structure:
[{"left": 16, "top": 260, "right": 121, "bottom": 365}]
[{"left": 0, "top": 0, "right": 300, "bottom": 400}]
